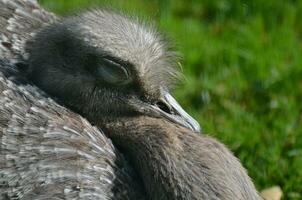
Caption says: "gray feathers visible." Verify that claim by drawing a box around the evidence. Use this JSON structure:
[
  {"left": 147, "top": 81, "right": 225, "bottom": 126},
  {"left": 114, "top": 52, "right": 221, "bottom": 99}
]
[
  {"left": 75, "top": 9, "right": 180, "bottom": 92},
  {"left": 0, "top": 59, "right": 145, "bottom": 199},
  {"left": 0, "top": 0, "right": 145, "bottom": 199},
  {"left": 0, "top": 0, "right": 56, "bottom": 60}
]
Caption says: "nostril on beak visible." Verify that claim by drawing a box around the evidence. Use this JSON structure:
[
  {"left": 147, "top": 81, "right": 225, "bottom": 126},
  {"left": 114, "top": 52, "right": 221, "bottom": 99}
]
[{"left": 155, "top": 101, "right": 172, "bottom": 114}]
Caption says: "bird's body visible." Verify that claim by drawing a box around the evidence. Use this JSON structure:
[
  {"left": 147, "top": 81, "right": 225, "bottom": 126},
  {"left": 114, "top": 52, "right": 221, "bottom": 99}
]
[{"left": 0, "top": 0, "right": 261, "bottom": 199}]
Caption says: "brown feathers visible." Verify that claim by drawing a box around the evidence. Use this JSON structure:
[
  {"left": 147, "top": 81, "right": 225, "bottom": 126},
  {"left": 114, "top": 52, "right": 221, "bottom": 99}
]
[{"left": 101, "top": 116, "right": 262, "bottom": 200}]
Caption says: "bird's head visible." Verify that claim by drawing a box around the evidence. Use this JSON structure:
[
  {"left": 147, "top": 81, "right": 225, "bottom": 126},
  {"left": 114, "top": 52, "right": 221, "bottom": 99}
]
[{"left": 26, "top": 9, "right": 200, "bottom": 132}]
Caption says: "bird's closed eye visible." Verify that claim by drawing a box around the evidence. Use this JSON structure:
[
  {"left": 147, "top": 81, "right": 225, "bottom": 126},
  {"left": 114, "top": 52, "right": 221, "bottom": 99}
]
[{"left": 96, "top": 58, "right": 132, "bottom": 86}]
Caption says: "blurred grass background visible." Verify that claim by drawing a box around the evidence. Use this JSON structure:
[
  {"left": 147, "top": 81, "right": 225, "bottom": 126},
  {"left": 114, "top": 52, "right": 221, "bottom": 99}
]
[{"left": 39, "top": 0, "right": 302, "bottom": 199}]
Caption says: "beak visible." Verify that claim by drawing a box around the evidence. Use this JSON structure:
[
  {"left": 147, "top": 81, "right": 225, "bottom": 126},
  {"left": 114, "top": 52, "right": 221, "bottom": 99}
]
[
  {"left": 129, "top": 88, "right": 201, "bottom": 133},
  {"left": 155, "top": 90, "right": 201, "bottom": 133}
]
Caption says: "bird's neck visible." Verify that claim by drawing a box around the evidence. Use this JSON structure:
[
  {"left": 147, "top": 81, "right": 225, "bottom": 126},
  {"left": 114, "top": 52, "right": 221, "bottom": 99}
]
[
  {"left": 100, "top": 116, "right": 261, "bottom": 200},
  {"left": 99, "top": 116, "right": 193, "bottom": 200}
]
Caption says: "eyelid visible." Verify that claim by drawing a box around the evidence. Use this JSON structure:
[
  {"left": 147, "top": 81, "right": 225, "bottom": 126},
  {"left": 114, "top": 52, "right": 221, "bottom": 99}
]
[
  {"left": 103, "top": 58, "right": 130, "bottom": 78},
  {"left": 96, "top": 57, "right": 132, "bottom": 85},
  {"left": 102, "top": 58, "right": 130, "bottom": 77}
]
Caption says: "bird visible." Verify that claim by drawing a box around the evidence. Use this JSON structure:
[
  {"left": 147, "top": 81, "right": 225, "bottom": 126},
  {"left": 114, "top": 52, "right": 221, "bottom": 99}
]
[{"left": 0, "top": 0, "right": 262, "bottom": 199}]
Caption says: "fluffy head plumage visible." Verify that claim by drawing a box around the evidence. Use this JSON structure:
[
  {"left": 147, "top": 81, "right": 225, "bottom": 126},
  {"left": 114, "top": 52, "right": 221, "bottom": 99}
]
[
  {"left": 26, "top": 9, "right": 180, "bottom": 123},
  {"left": 76, "top": 10, "right": 179, "bottom": 93}
]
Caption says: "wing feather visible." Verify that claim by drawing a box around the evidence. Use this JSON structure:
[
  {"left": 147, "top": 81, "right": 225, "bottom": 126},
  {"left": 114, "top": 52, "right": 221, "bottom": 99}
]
[{"left": 0, "top": 0, "right": 56, "bottom": 60}]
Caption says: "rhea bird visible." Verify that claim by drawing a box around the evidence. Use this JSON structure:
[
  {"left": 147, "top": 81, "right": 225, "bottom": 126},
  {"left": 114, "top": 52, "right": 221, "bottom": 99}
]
[
  {"left": 26, "top": 8, "right": 261, "bottom": 200},
  {"left": 0, "top": 0, "right": 261, "bottom": 199}
]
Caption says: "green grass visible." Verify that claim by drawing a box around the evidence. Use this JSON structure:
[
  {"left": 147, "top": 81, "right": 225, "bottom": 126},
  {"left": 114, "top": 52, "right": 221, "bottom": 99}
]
[{"left": 39, "top": 0, "right": 302, "bottom": 198}]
